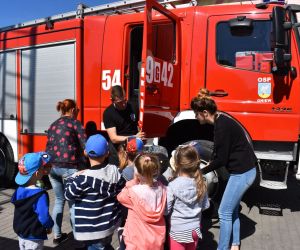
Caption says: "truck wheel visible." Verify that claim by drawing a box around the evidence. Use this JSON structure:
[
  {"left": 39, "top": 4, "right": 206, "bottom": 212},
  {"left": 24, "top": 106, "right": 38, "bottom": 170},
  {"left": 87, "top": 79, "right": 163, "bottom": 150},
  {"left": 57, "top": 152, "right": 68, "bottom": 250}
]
[
  {"left": 0, "top": 134, "right": 16, "bottom": 186},
  {"left": 158, "top": 120, "right": 214, "bottom": 156}
]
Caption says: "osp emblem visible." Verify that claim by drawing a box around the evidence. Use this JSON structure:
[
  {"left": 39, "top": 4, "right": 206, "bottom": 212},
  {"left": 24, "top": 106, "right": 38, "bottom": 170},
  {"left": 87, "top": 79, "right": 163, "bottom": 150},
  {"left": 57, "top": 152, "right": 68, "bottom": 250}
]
[{"left": 258, "top": 82, "right": 271, "bottom": 99}]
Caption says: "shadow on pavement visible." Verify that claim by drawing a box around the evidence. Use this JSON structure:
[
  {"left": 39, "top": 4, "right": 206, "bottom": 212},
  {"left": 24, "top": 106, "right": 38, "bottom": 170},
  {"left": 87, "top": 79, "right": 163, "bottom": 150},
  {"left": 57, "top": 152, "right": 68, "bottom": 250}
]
[
  {"left": 243, "top": 172, "right": 300, "bottom": 213},
  {"left": 240, "top": 213, "right": 257, "bottom": 240},
  {"left": 197, "top": 217, "right": 219, "bottom": 250}
]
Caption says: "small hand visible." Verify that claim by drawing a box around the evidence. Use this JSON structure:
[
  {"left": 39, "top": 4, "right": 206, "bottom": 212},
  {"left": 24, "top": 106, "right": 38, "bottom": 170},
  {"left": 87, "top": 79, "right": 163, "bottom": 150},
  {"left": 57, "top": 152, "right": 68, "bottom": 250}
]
[
  {"left": 136, "top": 131, "right": 145, "bottom": 140},
  {"left": 168, "top": 176, "right": 176, "bottom": 182}
]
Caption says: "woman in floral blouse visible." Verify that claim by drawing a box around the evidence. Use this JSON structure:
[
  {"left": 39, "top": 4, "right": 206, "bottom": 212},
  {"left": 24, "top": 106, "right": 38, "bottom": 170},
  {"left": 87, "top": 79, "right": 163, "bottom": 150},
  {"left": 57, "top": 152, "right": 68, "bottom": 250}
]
[{"left": 46, "top": 99, "right": 86, "bottom": 245}]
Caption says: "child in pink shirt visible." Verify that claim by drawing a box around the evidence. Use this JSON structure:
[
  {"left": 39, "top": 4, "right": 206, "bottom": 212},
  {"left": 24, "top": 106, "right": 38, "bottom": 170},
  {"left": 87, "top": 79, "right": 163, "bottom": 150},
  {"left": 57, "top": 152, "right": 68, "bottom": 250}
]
[{"left": 117, "top": 153, "right": 167, "bottom": 250}]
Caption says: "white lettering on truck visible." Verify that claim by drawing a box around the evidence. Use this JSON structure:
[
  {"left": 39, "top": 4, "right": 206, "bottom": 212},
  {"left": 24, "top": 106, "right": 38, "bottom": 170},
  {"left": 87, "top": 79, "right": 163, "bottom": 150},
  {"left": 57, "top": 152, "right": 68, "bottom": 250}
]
[
  {"left": 101, "top": 56, "right": 174, "bottom": 91},
  {"left": 101, "top": 69, "right": 121, "bottom": 90},
  {"left": 146, "top": 56, "right": 173, "bottom": 87}
]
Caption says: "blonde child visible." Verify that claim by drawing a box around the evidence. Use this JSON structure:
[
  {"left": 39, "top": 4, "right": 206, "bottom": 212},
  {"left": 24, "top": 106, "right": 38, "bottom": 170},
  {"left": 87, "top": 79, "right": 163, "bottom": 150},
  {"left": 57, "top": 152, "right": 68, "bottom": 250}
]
[
  {"left": 117, "top": 154, "right": 167, "bottom": 250},
  {"left": 166, "top": 145, "right": 210, "bottom": 250},
  {"left": 11, "top": 152, "right": 53, "bottom": 250}
]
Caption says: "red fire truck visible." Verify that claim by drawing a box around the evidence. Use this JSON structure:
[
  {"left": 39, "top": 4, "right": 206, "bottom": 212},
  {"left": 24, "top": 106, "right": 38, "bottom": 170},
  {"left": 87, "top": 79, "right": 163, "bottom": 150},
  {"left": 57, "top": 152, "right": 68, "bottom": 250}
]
[{"left": 0, "top": 0, "right": 299, "bottom": 192}]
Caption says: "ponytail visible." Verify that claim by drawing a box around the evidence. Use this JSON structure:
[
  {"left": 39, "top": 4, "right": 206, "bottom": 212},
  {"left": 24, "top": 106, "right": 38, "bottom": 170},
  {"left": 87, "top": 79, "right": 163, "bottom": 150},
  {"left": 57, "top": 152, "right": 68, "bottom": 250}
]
[
  {"left": 134, "top": 154, "right": 160, "bottom": 186},
  {"left": 56, "top": 101, "right": 64, "bottom": 112},
  {"left": 56, "top": 99, "right": 77, "bottom": 115},
  {"left": 198, "top": 88, "right": 210, "bottom": 99},
  {"left": 194, "top": 168, "right": 207, "bottom": 201}
]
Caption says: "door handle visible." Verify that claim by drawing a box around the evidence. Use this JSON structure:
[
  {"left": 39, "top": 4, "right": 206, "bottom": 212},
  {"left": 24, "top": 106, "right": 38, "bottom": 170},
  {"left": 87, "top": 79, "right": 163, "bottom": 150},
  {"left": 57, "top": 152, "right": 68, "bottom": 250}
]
[{"left": 209, "top": 90, "right": 228, "bottom": 97}]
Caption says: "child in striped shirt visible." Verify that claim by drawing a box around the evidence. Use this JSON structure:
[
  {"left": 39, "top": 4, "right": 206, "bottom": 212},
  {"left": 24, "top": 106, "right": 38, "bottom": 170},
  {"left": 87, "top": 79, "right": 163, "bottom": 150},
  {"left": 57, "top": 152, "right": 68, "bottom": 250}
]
[
  {"left": 65, "top": 134, "right": 125, "bottom": 250},
  {"left": 166, "top": 145, "right": 210, "bottom": 250}
]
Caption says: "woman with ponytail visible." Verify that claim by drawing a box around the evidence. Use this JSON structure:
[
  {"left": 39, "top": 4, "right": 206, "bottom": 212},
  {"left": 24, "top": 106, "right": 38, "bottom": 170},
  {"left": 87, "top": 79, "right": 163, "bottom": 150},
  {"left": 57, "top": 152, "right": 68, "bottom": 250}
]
[
  {"left": 166, "top": 145, "right": 210, "bottom": 250},
  {"left": 191, "top": 89, "right": 257, "bottom": 250},
  {"left": 46, "top": 99, "right": 86, "bottom": 245}
]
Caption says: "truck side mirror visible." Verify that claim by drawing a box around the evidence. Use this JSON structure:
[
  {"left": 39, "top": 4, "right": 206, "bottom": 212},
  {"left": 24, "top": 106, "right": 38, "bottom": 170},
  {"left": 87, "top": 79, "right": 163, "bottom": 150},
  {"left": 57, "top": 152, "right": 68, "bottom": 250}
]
[
  {"left": 274, "top": 48, "right": 292, "bottom": 67},
  {"left": 272, "top": 6, "right": 292, "bottom": 73}
]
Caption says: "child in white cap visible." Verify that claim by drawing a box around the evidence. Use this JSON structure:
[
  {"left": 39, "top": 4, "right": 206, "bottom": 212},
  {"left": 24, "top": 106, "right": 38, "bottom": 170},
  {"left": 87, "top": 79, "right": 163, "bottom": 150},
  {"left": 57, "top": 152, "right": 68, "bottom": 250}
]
[
  {"left": 11, "top": 152, "right": 53, "bottom": 250},
  {"left": 64, "top": 134, "right": 125, "bottom": 249}
]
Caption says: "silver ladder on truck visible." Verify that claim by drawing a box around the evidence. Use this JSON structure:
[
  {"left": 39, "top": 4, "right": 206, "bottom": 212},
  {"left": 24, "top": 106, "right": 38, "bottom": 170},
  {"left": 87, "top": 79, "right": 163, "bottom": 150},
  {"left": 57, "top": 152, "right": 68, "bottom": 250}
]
[{"left": 0, "top": 0, "right": 197, "bottom": 32}]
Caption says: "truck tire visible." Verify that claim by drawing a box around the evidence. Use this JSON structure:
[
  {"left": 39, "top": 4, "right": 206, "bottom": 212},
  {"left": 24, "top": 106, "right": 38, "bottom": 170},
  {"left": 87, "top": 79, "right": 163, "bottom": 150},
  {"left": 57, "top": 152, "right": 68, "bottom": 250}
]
[
  {"left": 159, "top": 119, "right": 214, "bottom": 156},
  {"left": 0, "top": 134, "right": 16, "bottom": 187}
]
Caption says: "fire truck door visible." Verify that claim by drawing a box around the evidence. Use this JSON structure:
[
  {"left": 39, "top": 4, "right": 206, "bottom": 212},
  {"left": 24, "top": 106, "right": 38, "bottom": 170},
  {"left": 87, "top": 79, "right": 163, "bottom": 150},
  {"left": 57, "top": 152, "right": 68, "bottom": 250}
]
[
  {"left": 138, "top": 0, "right": 181, "bottom": 137},
  {"left": 205, "top": 13, "right": 295, "bottom": 140}
]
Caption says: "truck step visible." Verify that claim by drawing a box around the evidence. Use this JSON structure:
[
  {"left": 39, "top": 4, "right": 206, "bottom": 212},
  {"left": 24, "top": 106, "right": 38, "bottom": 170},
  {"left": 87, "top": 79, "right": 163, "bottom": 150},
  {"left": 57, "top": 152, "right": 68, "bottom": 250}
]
[
  {"left": 259, "top": 179, "right": 287, "bottom": 190},
  {"left": 258, "top": 161, "right": 289, "bottom": 190},
  {"left": 258, "top": 203, "right": 282, "bottom": 216}
]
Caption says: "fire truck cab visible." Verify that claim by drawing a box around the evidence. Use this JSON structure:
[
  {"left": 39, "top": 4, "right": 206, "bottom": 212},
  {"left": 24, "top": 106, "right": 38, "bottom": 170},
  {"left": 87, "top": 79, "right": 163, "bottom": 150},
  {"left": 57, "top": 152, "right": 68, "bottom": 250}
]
[{"left": 0, "top": 0, "right": 300, "bottom": 192}]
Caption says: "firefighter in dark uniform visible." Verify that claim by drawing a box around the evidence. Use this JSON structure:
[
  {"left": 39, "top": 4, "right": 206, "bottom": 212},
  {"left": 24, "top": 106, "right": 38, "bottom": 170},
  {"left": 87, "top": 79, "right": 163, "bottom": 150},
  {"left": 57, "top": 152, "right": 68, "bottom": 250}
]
[{"left": 103, "top": 85, "right": 145, "bottom": 165}]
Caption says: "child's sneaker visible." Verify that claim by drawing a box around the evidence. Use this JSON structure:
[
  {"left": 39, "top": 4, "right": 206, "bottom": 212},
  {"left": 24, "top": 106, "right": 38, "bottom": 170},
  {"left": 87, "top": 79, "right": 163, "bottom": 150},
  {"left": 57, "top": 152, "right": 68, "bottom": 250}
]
[
  {"left": 117, "top": 227, "right": 126, "bottom": 250},
  {"left": 117, "top": 227, "right": 124, "bottom": 243},
  {"left": 53, "top": 233, "right": 68, "bottom": 245}
]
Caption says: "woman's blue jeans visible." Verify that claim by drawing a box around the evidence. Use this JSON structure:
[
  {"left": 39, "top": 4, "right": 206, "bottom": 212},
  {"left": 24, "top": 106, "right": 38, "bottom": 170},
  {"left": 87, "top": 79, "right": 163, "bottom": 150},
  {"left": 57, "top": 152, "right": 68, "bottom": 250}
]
[
  {"left": 48, "top": 166, "right": 77, "bottom": 238},
  {"left": 218, "top": 167, "right": 256, "bottom": 250}
]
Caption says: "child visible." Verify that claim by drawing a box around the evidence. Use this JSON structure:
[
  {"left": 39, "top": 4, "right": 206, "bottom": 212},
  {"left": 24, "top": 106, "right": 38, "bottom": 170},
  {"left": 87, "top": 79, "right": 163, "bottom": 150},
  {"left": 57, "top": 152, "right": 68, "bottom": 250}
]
[
  {"left": 11, "top": 152, "right": 54, "bottom": 250},
  {"left": 64, "top": 134, "right": 125, "bottom": 250},
  {"left": 118, "top": 137, "right": 144, "bottom": 181},
  {"left": 166, "top": 145, "right": 210, "bottom": 250},
  {"left": 117, "top": 153, "right": 167, "bottom": 250},
  {"left": 117, "top": 137, "right": 144, "bottom": 249}
]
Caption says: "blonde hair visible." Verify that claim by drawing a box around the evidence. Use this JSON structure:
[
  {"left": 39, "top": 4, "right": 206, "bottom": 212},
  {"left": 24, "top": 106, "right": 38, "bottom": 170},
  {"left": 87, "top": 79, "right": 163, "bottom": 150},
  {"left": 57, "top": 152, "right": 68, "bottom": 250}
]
[
  {"left": 190, "top": 88, "right": 217, "bottom": 115},
  {"left": 56, "top": 99, "right": 77, "bottom": 115},
  {"left": 174, "top": 145, "right": 207, "bottom": 200},
  {"left": 134, "top": 153, "right": 160, "bottom": 186}
]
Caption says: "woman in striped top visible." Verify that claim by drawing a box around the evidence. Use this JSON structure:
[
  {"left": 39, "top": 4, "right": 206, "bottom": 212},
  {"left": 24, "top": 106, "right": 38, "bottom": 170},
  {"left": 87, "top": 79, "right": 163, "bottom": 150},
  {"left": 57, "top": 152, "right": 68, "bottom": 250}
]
[{"left": 166, "top": 145, "right": 210, "bottom": 250}]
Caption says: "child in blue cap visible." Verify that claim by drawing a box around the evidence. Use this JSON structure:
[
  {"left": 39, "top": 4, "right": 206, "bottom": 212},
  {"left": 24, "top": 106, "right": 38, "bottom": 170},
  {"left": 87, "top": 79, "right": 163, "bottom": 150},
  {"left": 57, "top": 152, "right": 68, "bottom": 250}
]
[
  {"left": 64, "top": 134, "right": 125, "bottom": 250},
  {"left": 11, "top": 152, "right": 54, "bottom": 250}
]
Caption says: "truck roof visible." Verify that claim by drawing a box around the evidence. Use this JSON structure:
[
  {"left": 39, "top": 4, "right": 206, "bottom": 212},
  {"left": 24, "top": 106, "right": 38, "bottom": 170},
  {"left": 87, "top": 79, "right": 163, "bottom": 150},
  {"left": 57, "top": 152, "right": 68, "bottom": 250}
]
[
  {"left": 0, "top": 0, "right": 297, "bottom": 33},
  {"left": 0, "top": 0, "right": 195, "bottom": 32}
]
